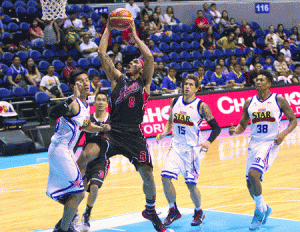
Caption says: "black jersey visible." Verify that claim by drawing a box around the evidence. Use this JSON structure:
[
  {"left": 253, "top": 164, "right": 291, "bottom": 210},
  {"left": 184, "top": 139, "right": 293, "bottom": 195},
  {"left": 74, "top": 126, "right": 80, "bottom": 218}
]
[{"left": 109, "top": 75, "right": 149, "bottom": 126}]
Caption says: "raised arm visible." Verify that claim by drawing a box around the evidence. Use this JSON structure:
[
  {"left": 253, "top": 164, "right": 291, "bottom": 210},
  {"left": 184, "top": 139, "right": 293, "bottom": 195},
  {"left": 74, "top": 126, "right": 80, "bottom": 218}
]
[
  {"left": 229, "top": 98, "right": 251, "bottom": 135},
  {"left": 275, "top": 95, "right": 297, "bottom": 145},
  {"left": 98, "top": 20, "right": 122, "bottom": 89},
  {"left": 129, "top": 21, "right": 154, "bottom": 92}
]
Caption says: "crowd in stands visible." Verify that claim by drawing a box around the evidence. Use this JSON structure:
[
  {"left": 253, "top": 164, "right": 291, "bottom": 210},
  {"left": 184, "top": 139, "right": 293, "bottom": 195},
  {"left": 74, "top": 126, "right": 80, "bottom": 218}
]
[{"left": 1, "top": 0, "right": 300, "bottom": 104}]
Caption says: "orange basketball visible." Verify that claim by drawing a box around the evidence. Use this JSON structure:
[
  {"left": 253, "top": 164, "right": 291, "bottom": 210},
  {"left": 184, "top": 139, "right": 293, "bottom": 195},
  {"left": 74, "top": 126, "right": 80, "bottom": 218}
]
[{"left": 110, "top": 8, "right": 133, "bottom": 31}]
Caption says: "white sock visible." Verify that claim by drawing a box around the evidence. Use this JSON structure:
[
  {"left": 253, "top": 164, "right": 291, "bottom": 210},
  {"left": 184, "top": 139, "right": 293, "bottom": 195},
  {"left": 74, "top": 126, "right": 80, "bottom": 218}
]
[
  {"left": 262, "top": 199, "right": 267, "bottom": 212},
  {"left": 169, "top": 202, "right": 175, "bottom": 209},
  {"left": 195, "top": 206, "right": 202, "bottom": 211},
  {"left": 254, "top": 195, "right": 265, "bottom": 212}
]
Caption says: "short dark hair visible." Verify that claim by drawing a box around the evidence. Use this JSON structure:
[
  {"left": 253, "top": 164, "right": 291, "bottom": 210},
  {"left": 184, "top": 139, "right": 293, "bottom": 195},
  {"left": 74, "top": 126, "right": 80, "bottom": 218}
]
[
  {"left": 215, "top": 64, "right": 222, "bottom": 69},
  {"left": 95, "top": 90, "right": 109, "bottom": 101},
  {"left": 197, "top": 10, "right": 203, "bottom": 13},
  {"left": 69, "top": 70, "right": 87, "bottom": 85},
  {"left": 197, "top": 65, "right": 205, "bottom": 70},
  {"left": 284, "top": 40, "right": 289, "bottom": 44},
  {"left": 295, "top": 64, "right": 300, "bottom": 69},
  {"left": 69, "top": 10, "right": 76, "bottom": 15},
  {"left": 183, "top": 75, "right": 200, "bottom": 89},
  {"left": 169, "top": 67, "right": 177, "bottom": 72},
  {"left": 234, "top": 63, "right": 241, "bottom": 67},
  {"left": 101, "top": 12, "right": 108, "bottom": 21},
  {"left": 278, "top": 52, "right": 285, "bottom": 57},
  {"left": 13, "top": 55, "right": 20, "bottom": 61},
  {"left": 258, "top": 70, "right": 273, "bottom": 83},
  {"left": 47, "top": 65, "right": 55, "bottom": 71},
  {"left": 92, "top": 73, "right": 101, "bottom": 79},
  {"left": 211, "top": 3, "right": 216, "bottom": 7}
]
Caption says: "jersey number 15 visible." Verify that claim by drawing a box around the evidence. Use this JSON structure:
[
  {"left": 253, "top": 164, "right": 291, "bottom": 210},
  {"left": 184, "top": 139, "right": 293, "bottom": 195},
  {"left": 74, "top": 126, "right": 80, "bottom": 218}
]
[{"left": 178, "top": 126, "right": 186, "bottom": 135}]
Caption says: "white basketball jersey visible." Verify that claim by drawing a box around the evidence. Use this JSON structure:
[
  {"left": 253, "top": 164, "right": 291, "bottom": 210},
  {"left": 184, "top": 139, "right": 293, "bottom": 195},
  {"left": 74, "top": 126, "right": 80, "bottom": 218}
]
[
  {"left": 248, "top": 93, "right": 282, "bottom": 141},
  {"left": 51, "top": 98, "right": 90, "bottom": 150},
  {"left": 172, "top": 96, "right": 203, "bottom": 146}
]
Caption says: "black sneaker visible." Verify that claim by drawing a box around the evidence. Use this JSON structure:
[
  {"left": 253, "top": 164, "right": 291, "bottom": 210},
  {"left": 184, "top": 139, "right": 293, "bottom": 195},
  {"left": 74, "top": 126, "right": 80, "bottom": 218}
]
[
  {"left": 191, "top": 209, "right": 205, "bottom": 226},
  {"left": 142, "top": 209, "right": 166, "bottom": 232},
  {"left": 81, "top": 213, "right": 90, "bottom": 232},
  {"left": 163, "top": 207, "right": 182, "bottom": 226}
]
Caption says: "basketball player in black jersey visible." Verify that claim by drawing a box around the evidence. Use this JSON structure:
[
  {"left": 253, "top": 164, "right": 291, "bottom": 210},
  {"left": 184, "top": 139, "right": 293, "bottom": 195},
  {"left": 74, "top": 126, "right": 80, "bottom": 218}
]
[{"left": 76, "top": 20, "right": 166, "bottom": 232}]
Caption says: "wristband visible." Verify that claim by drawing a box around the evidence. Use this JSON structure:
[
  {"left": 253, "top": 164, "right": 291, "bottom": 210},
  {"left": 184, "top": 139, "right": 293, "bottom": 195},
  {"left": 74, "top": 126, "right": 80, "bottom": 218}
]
[{"left": 65, "top": 97, "right": 74, "bottom": 105}]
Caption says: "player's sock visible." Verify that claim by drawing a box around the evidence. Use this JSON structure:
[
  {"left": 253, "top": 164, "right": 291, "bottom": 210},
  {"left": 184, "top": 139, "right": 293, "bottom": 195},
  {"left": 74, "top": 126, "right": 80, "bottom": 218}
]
[
  {"left": 146, "top": 197, "right": 156, "bottom": 212},
  {"left": 84, "top": 205, "right": 93, "bottom": 216},
  {"left": 254, "top": 195, "right": 264, "bottom": 212},
  {"left": 262, "top": 199, "right": 267, "bottom": 212},
  {"left": 169, "top": 202, "right": 175, "bottom": 209},
  {"left": 195, "top": 205, "right": 202, "bottom": 211}
]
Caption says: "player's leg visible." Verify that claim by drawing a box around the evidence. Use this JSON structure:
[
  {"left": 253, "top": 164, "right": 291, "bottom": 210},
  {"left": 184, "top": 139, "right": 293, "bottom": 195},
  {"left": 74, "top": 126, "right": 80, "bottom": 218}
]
[
  {"left": 81, "top": 184, "right": 98, "bottom": 231},
  {"left": 186, "top": 184, "right": 205, "bottom": 226},
  {"left": 247, "top": 180, "right": 254, "bottom": 199}
]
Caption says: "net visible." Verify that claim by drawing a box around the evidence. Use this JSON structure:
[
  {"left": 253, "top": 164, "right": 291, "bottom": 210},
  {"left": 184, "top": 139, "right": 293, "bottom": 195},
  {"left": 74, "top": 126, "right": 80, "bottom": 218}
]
[{"left": 40, "top": 0, "right": 68, "bottom": 21}]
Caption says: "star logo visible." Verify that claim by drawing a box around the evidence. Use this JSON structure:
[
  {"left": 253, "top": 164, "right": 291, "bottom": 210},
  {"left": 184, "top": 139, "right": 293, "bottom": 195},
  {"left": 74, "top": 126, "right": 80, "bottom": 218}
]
[{"left": 69, "top": 175, "right": 83, "bottom": 189}]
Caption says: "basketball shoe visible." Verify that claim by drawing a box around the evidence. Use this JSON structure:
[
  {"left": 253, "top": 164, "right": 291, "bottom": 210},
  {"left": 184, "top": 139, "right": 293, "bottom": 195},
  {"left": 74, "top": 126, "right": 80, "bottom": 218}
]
[
  {"left": 249, "top": 209, "right": 264, "bottom": 231},
  {"left": 191, "top": 209, "right": 205, "bottom": 226},
  {"left": 163, "top": 207, "right": 182, "bottom": 226},
  {"left": 81, "top": 212, "right": 91, "bottom": 232},
  {"left": 142, "top": 208, "right": 166, "bottom": 232},
  {"left": 262, "top": 205, "right": 272, "bottom": 225}
]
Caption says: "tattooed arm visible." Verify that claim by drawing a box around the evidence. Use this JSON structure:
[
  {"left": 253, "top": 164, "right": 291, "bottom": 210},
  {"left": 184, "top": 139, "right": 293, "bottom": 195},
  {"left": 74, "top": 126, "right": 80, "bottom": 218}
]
[{"left": 98, "top": 20, "right": 122, "bottom": 90}]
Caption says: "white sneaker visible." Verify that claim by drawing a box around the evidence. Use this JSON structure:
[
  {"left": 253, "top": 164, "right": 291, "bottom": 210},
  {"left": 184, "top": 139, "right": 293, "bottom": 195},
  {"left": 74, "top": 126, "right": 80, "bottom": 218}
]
[
  {"left": 249, "top": 209, "right": 264, "bottom": 231},
  {"left": 81, "top": 213, "right": 90, "bottom": 232},
  {"left": 70, "top": 212, "right": 80, "bottom": 232}
]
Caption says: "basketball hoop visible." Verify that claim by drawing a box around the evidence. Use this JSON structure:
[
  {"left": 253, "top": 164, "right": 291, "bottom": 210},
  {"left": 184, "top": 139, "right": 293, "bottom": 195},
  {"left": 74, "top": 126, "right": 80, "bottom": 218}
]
[{"left": 40, "top": 0, "right": 68, "bottom": 21}]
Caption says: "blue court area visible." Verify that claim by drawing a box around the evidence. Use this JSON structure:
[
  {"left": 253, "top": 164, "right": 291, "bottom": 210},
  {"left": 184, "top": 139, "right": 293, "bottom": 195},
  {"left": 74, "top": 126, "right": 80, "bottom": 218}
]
[{"left": 37, "top": 207, "right": 300, "bottom": 232}]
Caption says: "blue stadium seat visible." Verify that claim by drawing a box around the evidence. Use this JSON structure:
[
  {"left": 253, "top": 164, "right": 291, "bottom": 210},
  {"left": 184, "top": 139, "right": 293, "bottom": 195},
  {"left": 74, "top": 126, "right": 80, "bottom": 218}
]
[
  {"left": 101, "top": 79, "right": 111, "bottom": 87},
  {"left": 250, "top": 21, "right": 261, "bottom": 31},
  {"left": 204, "top": 59, "right": 214, "bottom": 70},
  {"left": 191, "top": 32, "right": 201, "bottom": 41},
  {"left": 254, "top": 30, "right": 264, "bottom": 38},
  {"left": 12, "top": 86, "right": 27, "bottom": 99},
  {"left": 111, "top": 29, "right": 118, "bottom": 37},
  {"left": 2, "top": 15, "right": 12, "bottom": 24},
  {"left": 235, "top": 22, "right": 242, "bottom": 28},
  {"left": 60, "top": 83, "right": 72, "bottom": 95},
  {"left": 159, "top": 42, "right": 170, "bottom": 53},
  {"left": 191, "top": 51, "right": 202, "bottom": 60},
  {"left": 234, "top": 48, "right": 244, "bottom": 57},
  {"left": 254, "top": 47, "right": 263, "bottom": 55},
  {"left": 213, "top": 49, "right": 224, "bottom": 59},
  {"left": 170, "top": 42, "right": 181, "bottom": 52},
  {"left": 7, "top": 22, "right": 20, "bottom": 32},
  {"left": 69, "top": 49, "right": 81, "bottom": 60},
  {"left": 180, "top": 51, "right": 191, "bottom": 61},
  {"left": 149, "top": 34, "right": 159, "bottom": 43},
  {"left": 223, "top": 48, "right": 234, "bottom": 57},
  {"left": 161, "top": 54, "right": 169, "bottom": 62},
  {"left": 203, "top": 50, "right": 213, "bottom": 60},
  {"left": 27, "top": 6, "right": 37, "bottom": 16},
  {"left": 33, "top": 39, "right": 43, "bottom": 49},
  {"left": 214, "top": 32, "right": 221, "bottom": 40},
  {"left": 88, "top": 68, "right": 100, "bottom": 78},
  {"left": 90, "top": 12, "right": 100, "bottom": 21},
  {"left": 256, "top": 37, "right": 265, "bottom": 47},
  {"left": 93, "top": 37, "right": 100, "bottom": 46},
  {"left": 264, "top": 29, "right": 269, "bottom": 36},
  {"left": 171, "top": 25, "right": 180, "bottom": 33},
  {"left": 181, "top": 24, "right": 191, "bottom": 33},
  {"left": 78, "top": 58, "right": 91, "bottom": 70},
  {"left": 225, "top": 57, "right": 231, "bottom": 67},
  {"left": 0, "top": 64, "right": 9, "bottom": 74},
  {"left": 205, "top": 70, "right": 214, "bottom": 79},
  {"left": 27, "top": 85, "right": 39, "bottom": 97},
  {"left": 191, "top": 41, "right": 200, "bottom": 50},
  {"left": 289, "top": 64, "right": 295, "bottom": 72},
  {"left": 169, "top": 62, "right": 181, "bottom": 71},
  {"left": 169, "top": 52, "right": 180, "bottom": 62},
  {"left": 246, "top": 56, "right": 252, "bottom": 65},
  {"left": 180, "top": 41, "right": 191, "bottom": 51},
  {"left": 55, "top": 50, "right": 68, "bottom": 60},
  {"left": 16, "top": 51, "right": 28, "bottom": 62},
  {"left": 170, "top": 33, "right": 181, "bottom": 42},
  {"left": 180, "top": 32, "right": 191, "bottom": 42},
  {"left": 30, "top": 50, "right": 42, "bottom": 61},
  {"left": 14, "top": 1, "right": 26, "bottom": 8},
  {"left": 181, "top": 61, "right": 192, "bottom": 72},
  {"left": 91, "top": 57, "right": 101, "bottom": 69},
  {"left": 2, "top": 1, "right": 14, "bottom": 10},
  {"left": 191, "top": 24, "right": 197, "bottom": 32},
  {"left": 71, "top": 5, "right": 81, "bottom": 13},
  {"left": 20, "top": 22, "right": 30, "bottom": 31},
  {"left": 159, "top": 34, "right": 170, "bottom": 43},
  {"left": 81, "top": 4, "right": 93, "bottom": 13},
  {"left": 182, "top": 72, "right": 189, "bottom": 79},
  {"left": 115, "top": 36, "right": 123, "bottom": 44},
  {"left": 27, "top": 0, "right": 39, "bottom": 8},
  {"left": 0, "top": 87, "right": 12, "bottom": 99},
  {"left": 2, "top": 32, "right": 12, "bottom": 39},
  {"left": 78, "top": 12, "right": 89, "bottom": 19},
  {"left": 43, "top": 49, "right": 55, "bottom": 60},
  {"left": 38, "top": 60, "right": 50, "bottom": 72},
  {"left": 2, "top": 52, "right": 14, "bottom": 64},
  {"left": 52, "top": 60, "right": 65, "bottom": 72},
  {"left": 244, "top": 47, "right": 251, "bottom": 56},
  {"left": 126, "top": 45, "right": 137, "bottom": 54}
]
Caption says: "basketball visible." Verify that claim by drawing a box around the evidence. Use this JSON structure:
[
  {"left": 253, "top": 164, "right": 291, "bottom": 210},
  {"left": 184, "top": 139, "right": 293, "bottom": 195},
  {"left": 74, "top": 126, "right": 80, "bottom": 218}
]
[{"left": 110, "top": 8, "right": 133, "bottom": 31}]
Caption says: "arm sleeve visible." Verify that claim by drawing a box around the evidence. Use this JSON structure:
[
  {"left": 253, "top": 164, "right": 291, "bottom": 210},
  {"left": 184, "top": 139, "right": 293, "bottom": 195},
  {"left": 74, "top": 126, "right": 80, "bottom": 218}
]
[
  {"left": 49, "top": 98, "right": 74, "bottom": 120},
  {"left": 207, "top": 118, "right": 221, "bottom": 143}
]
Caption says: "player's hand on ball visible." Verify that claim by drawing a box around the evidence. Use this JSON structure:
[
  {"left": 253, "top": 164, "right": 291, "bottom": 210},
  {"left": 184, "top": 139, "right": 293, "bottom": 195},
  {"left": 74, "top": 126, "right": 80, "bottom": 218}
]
[
  {"left": 156, "top": 133, "right": 165, "bottom": 143},
  {"left": 129, "top": 21, "right": 138, "bottom": 38},
  {"left": 229, "top": 123, "right": 236, "bottom": 136}
]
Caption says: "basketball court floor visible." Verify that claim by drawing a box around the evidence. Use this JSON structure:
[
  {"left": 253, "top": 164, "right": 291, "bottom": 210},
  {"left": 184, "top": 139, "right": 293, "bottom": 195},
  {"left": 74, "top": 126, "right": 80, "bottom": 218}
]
[{"left": 1, "top": 119, "right": 299, "bottom": 232}]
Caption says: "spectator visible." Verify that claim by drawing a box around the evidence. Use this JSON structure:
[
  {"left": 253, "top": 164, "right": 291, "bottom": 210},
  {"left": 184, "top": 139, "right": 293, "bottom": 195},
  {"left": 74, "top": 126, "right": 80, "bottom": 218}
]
[
  {"left": 0, "top": 63, "right": 5, "bottom": 81},
  {"left": 0, "top": 36, "right": 18, "bottom": 54},
  {"left": 115, "top": 61, "right": 125, "bottom": 74},
  {"left": 85, "top": 17, "right": 99, "bottom": 38},
  {"left": 210, "top": 64, "right": 230, "bottom": 88},
  {"left": 7, "top": 55, "right": 36, "bottom": 90},
  {"left": 89, "top": 73, "right": 102, "bottom": 96},
  {"left": 250, "top": 55, "right": 262, "bottom": 70},
  {"left": 158, "top": 61, "right": 168, "bottom": 77},
  {"left": 230, "top": 55, "right": 237, "bottom": 66},
  {"left": 80, "top": 15, "right": 87, "bottom": 30},
  {"left": 200, "top": 27, "right": 215, "bottom": 52},
  {"left": 193, "top": 65, "right": 210, "bottom": 90},
  {"left": 63, "top": 10, "right": 84, "bottom": 36},
  {"left": 292, "top": 63, "right": 300, "bottom": 83},
  {"left": 240, "top": 20, "right": 253, "bottom": 33},
  {"left": 43, "top": 19, "right": 60, "bottom": 49},
  {"left": 154, "top": 6, "right": 166, "bottom": 24},
  {"left": 280, "top": 40, "right": 295, "bottom": 65},
  {"left": 150, "top": 80, "right": 162, "bottom": 94},
  {"left": 234, "top": 27, "right": 244, "bottom": 48},
  {"left": 218, "top": 58, "right": 229, "bottom": 77},
  {"left": 79, "top": 34, "right": 99, "bottom": 60},
  {"left": 219, "top": 10, "right": 235, "bottom": 36},
  {"left": 122, "top": 28, "right": 140, "bottom": 47},
  {"left": 210, "top": 3, "right": 221, "bottom": 25},
  {"left": 164, "top": 6, "right": 177, "bottom": 26},
  {"left": 288, "top": 26, "right": 300, "bottom": 46},
  {"left": 25, "top": 57, "right": 41, "bottom": 85},
  {"left": 228, "top": 63, "right": 246, "bottom": 87},
  {"left": 152, "top": 61, "right": 164, "bottom": 87},
  {"left": 148, "top": 39, "right": 163, "bottom": 60},
  {"left": 108, "top": 53, "right": 116, "bottom": 64},
  {"left": 99, "top": 13, "right": 112, "bottom": 48},
  {"left": 63, "top": 56, "right": 77, "bottom": 83},
  {"left": 107, "top": 43, "right": 123, "bottom": 64},
  {"left": 240, "top": 56, "right": 250, "bottom": 73},
  {"left": 202, "top": 3, "right": 214, "bottom": 27},
  {"left": 142, "top": 13, "right": 156, "bottom": 35},
  {"left": 162, "top": 67, "right": 181, "bottom": 93},
  {"left": 137, "top": 21, "right": 149, "bottom": 42},
  {"left": 216, "top": 32, "right": 238, "bottom": 51},
  {"left": 276, "top": 24, "right": 287, "bottom": 45},
  {"left": 195, "top": 10, "right": 210, "bottom": 34},
  {"left": 39, "top": 65, "right": 64, "bottom": 98},
  {"left": 125, "top": 0, "right": 141, "bottom": 20},
  {"left": 265, "top": 25, "right": 280, "bottom": 54},
  {"left": 263, "top": 56, "right": 276, "bottom": 78},
  {"left": 151, "top": 12, "right": 165, "bottom": 36},
  {"left": 141, "top": 0, "right": 153, "bottom": 18},
  {"left": 249, "top": 62, "right": 262, "bottom": 86},
  {"left": 273, "top": 52, "right": 293, "bottom": 83},
  {"left": 0, "top": 10, "right": 5, "bottom": 37},
  {"left": 30, "top": 19, "right": 44, "bottom": 45},
  {"left": 242, "top": 25, "right": 256, "bottom": 49}
]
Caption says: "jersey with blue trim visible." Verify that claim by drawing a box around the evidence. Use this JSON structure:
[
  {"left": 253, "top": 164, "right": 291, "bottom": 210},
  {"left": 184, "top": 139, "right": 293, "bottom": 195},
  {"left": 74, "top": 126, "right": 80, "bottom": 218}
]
[
  {"left": 51, "top": 98, "right": 90, "bottom": 150},
  {"left": 248, "top": 93, "right": 282, "bottom": 141},
  {"left": 171, "top": 96, "right": 203, "bottom": 146}
]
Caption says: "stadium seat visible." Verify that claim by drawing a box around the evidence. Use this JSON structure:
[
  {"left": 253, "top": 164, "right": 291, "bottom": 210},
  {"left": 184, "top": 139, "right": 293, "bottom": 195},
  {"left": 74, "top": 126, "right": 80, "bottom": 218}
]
[
  {"left": 55, "top": 50, "right": 68, "bottom": 60},
  {"left": 169, "top": 62, "right": 181, "bottom": 71},
  {"left": 191, "top": 24, "right": 197, "bottom": 32},
  {"left": 43, "top": 49, "right": 55, "bottom": 60},
  {"left": 20, "top": 22, "right": 30, "bottom": 31},
  {"left": 182, "top": 72, "right": 189, "bottom": 79},
  {"left": 2, "top": 32, "right": 12, "bottom": 39},
  {"left": 14, "top": 1, "right": 26, "bottom": 8},
  {"left": 35, "top": 91, "right": 51, "bottom": 124},
  {"left": 254, "top": 30, "right": 264, "bottom": 38},
  {"left": 16, "top": 7, "right": 29, "bottom": 22},
  {"left": 101, "top": 79, "right": 111, "bottom": 87},
  {"left": 115, "top": 36, "right": 123, "bottom": 44},
  {"left": 180, "top": 51, "right": 191, "bottom": 61},
  {"left": 225, "top": 57, "right": 231, "bottom": 67},
  {"left": 81, "top": 4, "right": 93, "bottom": 13},
  {"left": 27, "top": 6, "right": 37, "bottom": 16},
  {"left": 250, "top": 21, "right": 261, "bottom": 31},
  {"left": 90, "top": 11, "right": 100, "bottom": 21},
  {"left": 2, "top": 1, "right": 14, "bottom": 12},
  {"left": 7, "top": 22, "right": 20, "bottom": 32},
  {"left": 52, "top": 60, "right": 65, "bottom": 72},
  {"left": 16, "top": 51, "right": 28, "bottom": 62},
  {"left": 69, "top": 49, "right": 81, "bottom": 60},
  {"left": 171, "top": 25, "right": 180, "bottom": 33},
  {"left": 27, "top": 1, "right": 39, "bottom": 8},
  {"left": 110, "top": 29, "right": 119, "bottom": 37},
  {"left": 78, "top": 58, "right": 91, "bottom": 70},
  {"left": 264, "top": 29, "right": 269, "bottom": 36},
  {"left": 205, "top": 70, "right": 214, "bottom": 79},
  {"left": 246, "top": 56, "right": 252, "bottom": 65},
  {"left": 134, "top": 19, "right": 140, "bottom": 26},
  {"left": 60, "top": 83, "right": 72, "bottom": 95},
  {"left": 12, "top": 86, "right": 27, "bottom": 99},
  {"left": 0, "top": 64, "right": 9, "bottom": 74},
  {"left": 88, "top": 68, "right": 100, "bottom": 77},
  {"left": 159, "top": 34, "right": 170, "bottom": 43},
  {"left": 234, "top": 48, "right": 244, "bottom": 57},
  {"left": 149, "top": 34, "right": 159, "bottom": 43},
  {"left": 191, "top": 41, "right": 200, "bottom": 50},
  {"left": 224, "top": 48, "right": 234, "bottom": 57},
  {"left": 170, "top": 42, "right": 181, "bottom": 52},
  {"left": 27, "top": 85, "right": 39, "bottom": 97},
  {"left": 180, "top": 32, "right": 191, "bottom": 42},
  {"left": 191, "top": 32, "right": 201, "bottom": 41},
  {"left": 181, "top": 61, "right": 192, "bottom": 72},
  {"left": 191, "top": 51, "right": 202, "bottom": 60},
  {"left": 170, "top": 33, "right": 181, "bottom": 42},
  {"left": 2, "top": 15, "right": 12, "bottom": 24},
  {"left": 38, "top": 60, "right": 50, "bottom": 72},
  {"left": 204, "top": 59, "right": 214, "bottom": 70},
  {"left": 256, "top": 37, "right": 265, "bottom": 47},
  {"left": 213, "top": 49, "right": 224, "bottom": 59},
  {"left": 30, "top": 50, "right": 43, "bottom": 61},
  {"left": 244, "top": 47, "right": 251, "bottom": 56},
  {"left": 289, "top": 64, "right": 295, "bottom": 72},
  {"left": 158, "top": 42, "right": 170, "bottom": 53},
  {"left": 126, "top": 45, "right": 137, "bottom": 54},
  {"left": 180, "top": 41, "right": 192, "bottom": 51},
  {"left": 181, "top": 24, "right": 191, "bottom": 33},
  {"left": 0, "top": 88, "right": 12, "bottom": 100},
  {"left": 93, "top": 37, "right": 100, "bottom": 46},
  {"left": 235, "top": 22, "right": 242, "bottom": 28},
  {"left": 254, "top": 47, "right": 263, "bottom": 55},
  {"left": 169, "top": 52, "right": 180, "bottom": 62},
  {"left": 214, "top": 32, "right": 221, "bottom": 40},
  {"left": 2, "top": 52, "right": 14, "bottom": 64},
  {"left": 71, "top": 5, "right": 81, "bottom": 13},
  {"left": 161, "top": 54, "right": 169, "bottom": 62},
  {"left": 91, "top": 57, "right": 101, "bottom": 69},
  {"left": 78, "top": 12, "right": 89, "bottom": 19},
  {"left": 203, "top": 50, "right": 213, "bottom": 60}
]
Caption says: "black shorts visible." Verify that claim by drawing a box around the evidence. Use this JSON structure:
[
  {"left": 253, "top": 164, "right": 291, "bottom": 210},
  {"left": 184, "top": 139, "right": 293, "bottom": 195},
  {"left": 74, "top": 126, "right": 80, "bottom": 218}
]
[
  {"left": 87, "top": 124, "right": 152, "bottom": 171},
  {"left": 85, "top": 155, "right": 110, "bottom": 192}
]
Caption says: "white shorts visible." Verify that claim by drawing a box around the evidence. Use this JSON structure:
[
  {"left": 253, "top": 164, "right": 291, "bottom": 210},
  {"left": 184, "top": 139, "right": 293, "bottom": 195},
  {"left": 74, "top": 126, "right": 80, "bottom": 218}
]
[
  {"left": 46, "top": 143, "right": 84, "bottom": 204},
  {"left": 246, "top": 139, "right": 279, "bottom": 182},
  {"left": 161, "top": 143, "right": 205, "bottom": 185}
]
